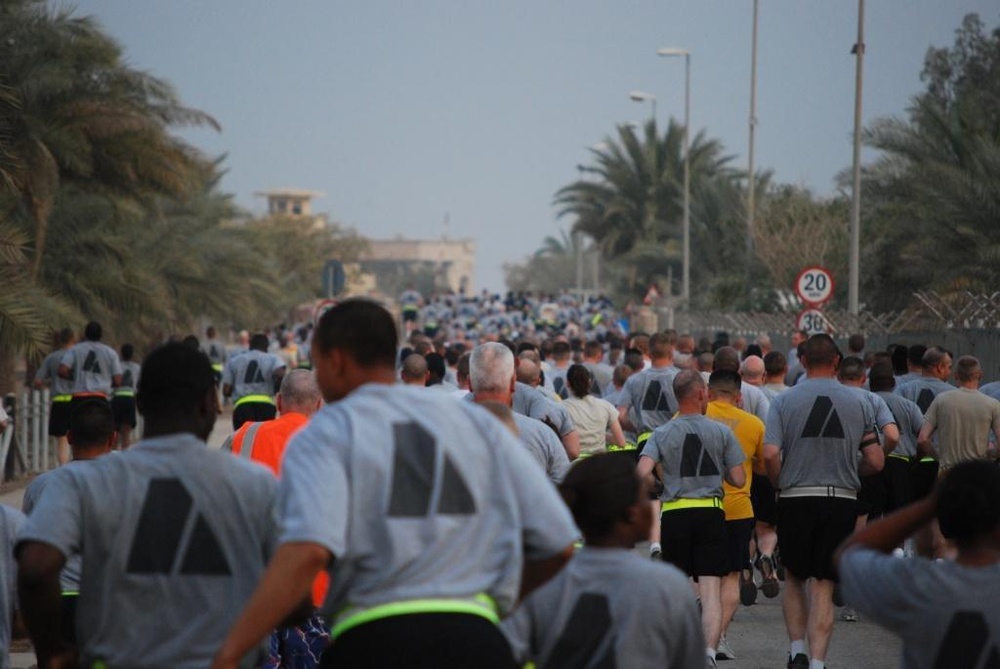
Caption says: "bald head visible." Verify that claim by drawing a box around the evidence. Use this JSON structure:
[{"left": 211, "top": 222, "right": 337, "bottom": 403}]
[
  {"left": 276, "top": 369, "right": 322, "bottom": 416},
  {"left": 740, "top": 355, "right": 765, "bottom": 386},
  {"left": 401, "top": 353, "right": 428, "bottom": 385},
  {"left": 516, "top": 358, "right": 541, "bottom": 387}
]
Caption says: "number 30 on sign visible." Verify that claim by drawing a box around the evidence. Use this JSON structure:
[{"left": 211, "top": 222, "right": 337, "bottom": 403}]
[
  {"left": 797, "top": 309, "right": 829, "bottom": 335},
  {"left": 795, "top": 266, "right": 834, "bottom": 306}
]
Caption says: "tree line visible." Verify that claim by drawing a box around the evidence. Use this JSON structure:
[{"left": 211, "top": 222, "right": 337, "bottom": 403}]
[
  {"left": 509, "top": 13, "right": 999, "bottom": 314},
  {"left": 0, "top": 0, "right": 364, "bottom": 387}
]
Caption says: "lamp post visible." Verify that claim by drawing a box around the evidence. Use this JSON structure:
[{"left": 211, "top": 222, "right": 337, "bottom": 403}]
[
  {"left": 628, "top": 90, "right": 657, "bottom": 123},
  {"left": 848, "top": 0, "right": 865, "bottom": 314},
  {"left": 657, "top": 47, "right": 691, "bottom": 304}
]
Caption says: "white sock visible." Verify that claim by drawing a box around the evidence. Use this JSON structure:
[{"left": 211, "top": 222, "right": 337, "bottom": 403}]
[
  {"left": 790, "top": 640, "right": 807, "bottom": 657},
  {"left": 809, "top": 660, "right": 825, "bottom": 669},
  {"left": 650, "top": 541, "right": 661, "bottom": 553},
  {"left": 706, "top": 648, "right": 716, "bottom": 661}
]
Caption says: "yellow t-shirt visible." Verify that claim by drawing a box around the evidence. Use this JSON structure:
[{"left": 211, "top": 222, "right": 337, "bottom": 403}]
[{"left": 706, "top": 400, "right": 764, "bottom": 520}]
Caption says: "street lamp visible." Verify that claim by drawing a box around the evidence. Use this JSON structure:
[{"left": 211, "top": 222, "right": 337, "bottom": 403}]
[
  {"left": 657, "top": 47, "right": 691, "bottom": 304},
  {"left": 628, "top": 90, "right": 657, "bottom": 122}
]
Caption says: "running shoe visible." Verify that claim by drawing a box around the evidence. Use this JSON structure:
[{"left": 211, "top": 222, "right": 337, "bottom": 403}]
[
  {"left": 775, "top": 550, "right": 786, "bottom": 581},
  {"left": 715, "top": 636, "right": 736, "bottom": 661},
  {"left": 650, "top": 546, "right": 662, "bottom": 561},
  {"left": 706, "top": 654, "right": 718, "bottom": 669},
  {"left": 758, "top": 554, "right": 780, "bottom": 598},
  {"left": 841, "top": 606, "right": 859, "bottom": 622},
  {"left": 787, "top": 653, "right": 809, "bottom": 669}
]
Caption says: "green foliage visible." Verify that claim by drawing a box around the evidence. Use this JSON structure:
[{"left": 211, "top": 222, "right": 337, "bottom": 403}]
[{"left": 862, "top": 13, "right": 1000, "bottom": 311}]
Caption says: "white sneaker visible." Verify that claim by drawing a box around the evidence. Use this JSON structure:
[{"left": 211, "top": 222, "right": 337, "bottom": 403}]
[
  {"left": 716, "top": 636, "right": 737, "bottom": 660},
  {"left": 841, "top": 606, "right": 859, "bottom": 622}
]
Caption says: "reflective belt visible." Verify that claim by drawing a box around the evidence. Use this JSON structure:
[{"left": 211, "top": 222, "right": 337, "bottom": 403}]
[
  {"left": 234, "top": 394, "right": 274, "bottom": 408},
  {"left": 607, "top": 443, "right": 637, "bottom": 453},
  {"left": 779, "top": 486, "right": 857, "bottom": 500},
  {"left": 239, "top": 422, "right": 263, "bottom": 460},
  {"left": 661, "top": 497, "right": 722, "bottom": 512},
  {"left": 211, "top": 363, "right": 224, "bottom": 373},
  {"left": 52, "top": 394, "right": 72, "bottom": 403},
  {"left": 887, "top": 453, "right": 912, "bottom": 462},
  {"left": 331, "top": 594, "right": 498, "bottom": 640},
  {"left": 918, "top": 457, "right": 937, "bottom": 463},
  {"left": 112, "top": 390, "right": 135, "bottom": 398}
]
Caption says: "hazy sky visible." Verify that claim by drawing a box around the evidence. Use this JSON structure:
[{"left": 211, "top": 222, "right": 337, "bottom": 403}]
[{"left": 69, "top": 1, "right": 997, "bottom": 292}]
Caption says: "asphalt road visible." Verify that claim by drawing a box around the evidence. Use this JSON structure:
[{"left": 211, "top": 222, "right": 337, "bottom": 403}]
[{"left": 2, "top": 412, "right": 903, "bottom": 668}]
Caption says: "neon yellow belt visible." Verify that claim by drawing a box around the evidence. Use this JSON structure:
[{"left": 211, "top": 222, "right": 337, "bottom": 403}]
[
  {"left": 887, "top": 453, "right": 912, "bottom": 461},
  {"left": 331, "top": 593, "right": 498, "bottom": 640},
  {"left": 52, "top": 394, "right": 72, "bottom": 403},
  {"left": 112, "top": 390, "right": 135, "bottom": 398},
  {"left": 234, "top": 394, "right": 275, "bottom": 407},
  {"left": 661, "top": 497, "right": 722, "bottom": 512},
  {"left": 211, "top": 363, "right": 224, "bottom": 373},
  {"left": 607, "top": 444, "right": 637, "bottom": 452}
]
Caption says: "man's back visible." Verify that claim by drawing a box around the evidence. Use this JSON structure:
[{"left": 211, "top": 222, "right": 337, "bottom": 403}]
[
  {"left": 620, "top": 366, "right": 679, "bottom": 433},
  {"left": 230, "top": 412, "right": 309, "bottom": 476},
  {"left": 925, "top": 388, "right": 1000, "bottom": 467},
  {"left": 34, "top": 350, "right": 74, "bottom": 396},
  {"left": 61, "top": 341, "right": 122, "bottom": 395},
  {"left": 18, "top": 435, "right": 277, "bottom": 668},
  {"left": 767, "top": 378, "right": 874, "bottom": 490},
  {"left": 279, "top": 384, "right": 577, "bottom": 620},
  {"left": 224, "top": 350, "right": 284, "bottom": 401},
  {"left": 877, "top": 391, "right": 924, "bottom": 457},
  {"left": 511, "top": 413, "right": 570, "bottom": 483},
  {"left": 895, "top": 377, "right": 953, "bottom": 413}
]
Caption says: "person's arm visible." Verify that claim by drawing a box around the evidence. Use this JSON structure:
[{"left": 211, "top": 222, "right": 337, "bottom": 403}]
[
  {"left": 833, "top": 495, "right": 936, "bottom": 570},
  {"left": 560, "top": 430, "right": 580, "bottom": 461},
  {"left": 917, "top": 422, "right": 937, "bottom": 458},
  {"left": 17, "top": 542, "right": 73, "bottom": 667},
  {"left": 222, "top": 383, "right": 233, "bottom": 398},
  {"left": 111, "top": 374, "right": 122, "bottom": 388},
  {"left": 608, "top": 418, "right": 627, "bottom": 448},
  {"left": 858, "top": 431, "right": 885, "bottom": 476},
  {"left": 617, "top": 405, "right": 637, "bottom": 433},
  {"left": 880, "top": 423, "right": 899, "bottom": 455},
  {"left": 637, "top": 454, "right": 656, "bottom": 480},
  {"left": 211, "top": 542, "right": 329, "bottom": 669},
  {"left": 57, "top": 364, "right": 72, "bottom": 380},
  {"left": 724, "top": 463, "right": 746, "bottom": 488},
  {"left": 762, "top": 442, "right": 781, "bottom": 487},
  {"left": 519, "top": 545, "right": 574, "bottom": 601}
]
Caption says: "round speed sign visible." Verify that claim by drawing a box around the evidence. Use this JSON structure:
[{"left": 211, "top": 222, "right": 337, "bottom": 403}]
[
  {"left": 796, "top": 308, "right": 829, "bottom": 335},
  {"left": 795, "top": 266, "right": 834, "bottom": 306}
]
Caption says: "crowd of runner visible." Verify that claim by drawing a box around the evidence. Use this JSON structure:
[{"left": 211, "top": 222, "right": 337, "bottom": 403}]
[{"left": 7, "top": 291, "right": 1000, "bottom": 669}]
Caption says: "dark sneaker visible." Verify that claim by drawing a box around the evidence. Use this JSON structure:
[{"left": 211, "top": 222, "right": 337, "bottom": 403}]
[
  {"left": 787, "top": 653, "right": 809, "bottom": 669},
  {"left": 759, "top": 555, "right": 780, "bottom": 598}
]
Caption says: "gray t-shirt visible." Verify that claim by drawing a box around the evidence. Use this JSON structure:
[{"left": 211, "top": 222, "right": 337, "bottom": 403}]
[
  {"left": 641, "top": 413, "right": 745, "bottom": 501},
  {"left": 222, "top": 350, "right": 286, "bottom": 402},
  {"left": 895, "top": 377, "right": 954, "bottom": 413},
  {"left": 841, "top": 547, "right": 1000, "bottom": 669},
  {"left": 202, "top": 339, "right": 227, "bottom": 367},
  {"left": 0, "top": 506, "right": 24, "bottom": 669},
  {"left": 740, "top": 381, "right": 771, "bottom": 422},
  {"left": 59, "top": 341, "right": 123, "bottom": 395},
  {"left": 23, "top": 470, "right": 82, "bottom": 593},
  {"left": 512, "top": 382, "right": 574, "bottom": 437},
  {"left": 501, "top": 547, "right": 704, "bottom": 669},
  {"left": 278, "top": 383, "right": 578, "bottom": 619},
  {"left": 877, "top": 391, "right": 924, "bottom": 457},
  {"left": 116, "top": 361, "right": 141, "bottom": 395},
  {"left": 16, "top": 434, "right": 278, "bottom": 669},
  {"left": 34, "top": 350, "right": 75, "bottom": 396},
  {"left": 548, "top": 364, "right": 571, "bottom": 400},
  {"left": 512, "top": 413, "right": 570, "bottom": 484},
  {"left": 765, "top": 378, "right": 876, "bottom": 491},
  {"left": 619, "top": 366, "right": 679, "bottom": 434},
  {"left": 979, "top": 381, "right": 1000, "bottom": 402},
  {"left": 848, "top": 387, "right": 896, "bottom": 439},
  {"left": 583, "top": 362, "right": 614, "bottom": 396}
]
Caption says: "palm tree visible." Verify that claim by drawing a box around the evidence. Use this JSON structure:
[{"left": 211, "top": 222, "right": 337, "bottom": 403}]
[
  {"left": 554, "top": 118, "right": 740, "bottom": 305},
  {"left": 0, "top": 0, "right": 218, "bottom": 279}
]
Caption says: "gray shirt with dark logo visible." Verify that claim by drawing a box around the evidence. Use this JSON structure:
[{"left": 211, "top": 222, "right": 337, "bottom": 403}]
[
  {"left": 59, "top": 341, "right": 123, "bottom": 395},
  {"left": 765, "top": 378, "right": 876, "bottom": 491},
  {"left": 619, "top": 366, "right": 680, "bottom": 434}
]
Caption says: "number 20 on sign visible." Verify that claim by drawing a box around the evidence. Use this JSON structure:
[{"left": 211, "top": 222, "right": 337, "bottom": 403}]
[{"left": 795, "top": 266, "right": 834, "bottom": 306}]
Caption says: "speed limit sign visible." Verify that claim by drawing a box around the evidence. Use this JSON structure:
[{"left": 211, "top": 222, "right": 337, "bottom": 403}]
[
  {"left": 797, "top": 308, "right": 829, "bottom": 335},
  {"left": 795, "top": 266, "right": 834, "bottom": 306}
]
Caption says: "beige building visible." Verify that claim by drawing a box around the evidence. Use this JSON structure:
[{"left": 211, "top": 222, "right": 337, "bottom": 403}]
[{"left": 361, "top": 238, "right": 476, "bottom": 295}]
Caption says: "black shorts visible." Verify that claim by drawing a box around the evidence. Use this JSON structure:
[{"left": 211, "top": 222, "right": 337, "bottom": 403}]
[
  {"left": 61, "top": 593, "right": 77, "bottom": 646},
  {"left": 402, "top": 309, "right": 418, "bottom": 323},
  {"left": 750, "top": 473, "right": 777, "bottom": 525},
  {"left": 856, "top": 472, "right": 885, "bottom": 517},
  {"left": 777, "top": 496, "right": 856, "bottom": 581},
  {"left": 321, "top": 613, "right": 516, "bottom": 669},
  {"left": 911, "top": 458, "right": 940, "bottom": 500},
  {"left": 232, "top": 402, "right": 276, "bottom": 431},
  {"left": 725, "top": 518, "right": 754, "bottom": 573},
  {"left": 111, "top": 395, "right": 137, "bottom": 429},
  {"left": 48, "top": 399, "right": 72, "bottom": 437},
  {"left": 882, "top": 456, "right": 913, "bottom": 513},
  {"left": 660, "top": 507, "right": 729, "bottom": 578}
]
